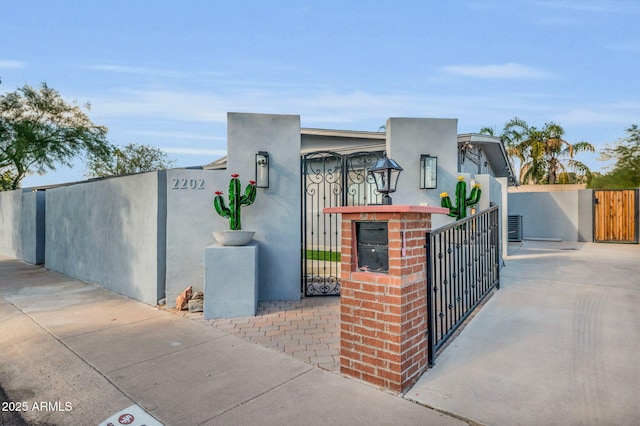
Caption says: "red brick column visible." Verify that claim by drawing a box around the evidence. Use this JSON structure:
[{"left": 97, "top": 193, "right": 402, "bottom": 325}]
[{"left": 324, "top": 205, "right": 446, "bottom": 393}]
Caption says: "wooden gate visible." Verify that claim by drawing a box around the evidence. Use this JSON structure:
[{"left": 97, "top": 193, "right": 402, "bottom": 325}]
[{"left": 593, "top": 189, "right": 639, "bottom": 243}]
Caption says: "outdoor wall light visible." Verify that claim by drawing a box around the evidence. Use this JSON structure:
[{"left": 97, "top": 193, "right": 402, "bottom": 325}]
[
  {"left": 419, "top": 154, "right": 438, "bottom": 189},
  {"left": 255, "top": 151, "right": 269, "bottom": 188},
  {"left": 368, "top": 155, "right": 403, "bottom": 205}
]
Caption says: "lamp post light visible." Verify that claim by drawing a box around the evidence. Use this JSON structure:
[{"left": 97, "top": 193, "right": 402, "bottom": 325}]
[{"left": 368, "top": 155, "right": 403, "bottom": 205}]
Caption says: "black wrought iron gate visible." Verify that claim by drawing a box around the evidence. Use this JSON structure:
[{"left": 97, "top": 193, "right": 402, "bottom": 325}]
[
  {"left": 425, "top": 206, "right": 501, "bottom": 365},
  {"left": 301, "top": 151, "right": 384, "bottom": 296}
]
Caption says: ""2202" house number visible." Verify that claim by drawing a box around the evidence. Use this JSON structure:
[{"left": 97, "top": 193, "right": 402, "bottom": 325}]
[{"left": 172, "top": 178, "right": 205, "bottom": 190}]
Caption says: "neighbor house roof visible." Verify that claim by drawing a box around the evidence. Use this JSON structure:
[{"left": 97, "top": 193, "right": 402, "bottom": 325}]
[
  {"left": 457, "top": 133, "right": 516, "bottom": 183},
  {"left": 203, "top": 128, "right": 386, "bottom": 170},
  {"left": 203, "top": 128, "right": 515, "bottom": 184}
]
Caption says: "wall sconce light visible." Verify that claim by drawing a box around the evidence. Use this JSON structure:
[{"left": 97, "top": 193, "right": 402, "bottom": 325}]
[
  {"left": 368, "top": 155, "right": 403, "bottom": 205},
  {"left": 255, "top": 151, "right": 269, "bottom": 188},
  {"left": 420, "top": 154, "right": 438, "bottom": 189}
]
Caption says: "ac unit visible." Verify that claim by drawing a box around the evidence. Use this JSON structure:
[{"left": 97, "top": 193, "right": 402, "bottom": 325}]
[{"left": 508, "top": 215, "right": 523, "bottom": 242}]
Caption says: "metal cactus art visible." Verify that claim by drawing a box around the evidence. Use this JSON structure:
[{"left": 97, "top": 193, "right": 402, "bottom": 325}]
[
  {"left": 214, "top": 174, "right": 257, "bottom": 230},
  {"left": 440, "top": 176, "right": 481, "bottom": 220}
]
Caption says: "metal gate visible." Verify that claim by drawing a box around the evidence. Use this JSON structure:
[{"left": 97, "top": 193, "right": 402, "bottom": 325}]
[
  {"left": 301, "top": 151, "right": 384, "bottom": 296},
  {"left": 594, "top": 189, "right": 639, "bottom": 243},
  {"left": 425, "top": 206, "right": 501, "bottom": 366}
]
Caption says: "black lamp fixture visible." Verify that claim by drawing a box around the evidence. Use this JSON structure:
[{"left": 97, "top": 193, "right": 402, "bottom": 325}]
[
  {"left": 255, "top": 151, "right": 269, "bottom": 188},
  {"left": 419, "top": 154, "right": 438, "bottom": 189},
  {"left": 368, "top": 155, "right": 403, "bottom": 205}
]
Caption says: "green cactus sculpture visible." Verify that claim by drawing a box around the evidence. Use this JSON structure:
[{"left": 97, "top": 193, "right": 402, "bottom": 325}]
[
  {"left": 214, "top": 173, "right": 257, "bottom": 230},
  {"left": 439, "top": 176, "right": 481, "bottom": 220}
]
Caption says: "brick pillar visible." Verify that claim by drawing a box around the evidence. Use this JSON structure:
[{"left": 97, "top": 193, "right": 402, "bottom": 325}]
[{"left": 324, "top": 205, "right": 446, "bottom": 393}]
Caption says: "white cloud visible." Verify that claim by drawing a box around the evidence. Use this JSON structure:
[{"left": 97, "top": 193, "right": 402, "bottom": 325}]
[
  {"left": 78, "top": 64, "right": 183, "bottom": 78},
  {"left": 533, "top": 0, "right": 633, "bottom": 13},
  {"left": 553, "top": 102, "right": 640, "bottom": 125},
  {"left": 608, "top": 40, "right": 640, "bottom": 53},
  {"left": 442, "top": 63, "right": 553, "bottom": 79},
  {"left": 0, "top": 60, "right": 25, "bottom": 69},
  {"left": 130, "top": 130, "right": 226, "bottom": 142},
  {"left": 161, "top": 147, "right": 226, "bottom": 156},
  {"left": 92, "top": 89, "right": 228, "bottom": 122}
]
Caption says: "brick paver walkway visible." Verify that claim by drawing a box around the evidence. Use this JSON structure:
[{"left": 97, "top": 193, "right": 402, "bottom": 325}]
[{"left": 178, "top": 297, "right": 341, "bottom": 372}]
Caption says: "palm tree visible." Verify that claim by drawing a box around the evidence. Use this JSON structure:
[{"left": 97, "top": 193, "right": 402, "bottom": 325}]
[{"left": 483, "top": 118, "right": 595, "bottom": 184}]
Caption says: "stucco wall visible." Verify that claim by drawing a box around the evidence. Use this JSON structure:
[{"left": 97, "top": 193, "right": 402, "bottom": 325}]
[
  {"left": 0, "top": 190, "right": 24, "bottom": 260},
  {"left": 385, "top": 117, "right": 459, "bottom": 229},
  {"left": 164, "top": 168, "right": 227, "bottom": 307},
  {"left": 508, "top": 189, "right": 593, "bottom": 242},
  {"left": 475, "top": 174, "right": 508, "bottom": 258},
  {"left": 226, "top": 113, "right": 302, "bottom": 301},
  {"left": 496, "top": 177, "right": 509, "bottom": 258},
  {"left": 45, "top": 172, "right": 165, "bottom": 305},
  {"left": 0, "top": 189, "right": 45, "bottom": 264},
  {"left": 21, "top": 191, "right": 45, "bottom": 264},
  {"left": 578, "top": 190, "right": 594, "bottom": 242}
]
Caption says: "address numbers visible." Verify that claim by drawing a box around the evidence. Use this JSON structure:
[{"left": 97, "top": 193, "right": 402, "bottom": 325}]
[{"left": 171, "top": 178, "right": 205, "bottom": 190}]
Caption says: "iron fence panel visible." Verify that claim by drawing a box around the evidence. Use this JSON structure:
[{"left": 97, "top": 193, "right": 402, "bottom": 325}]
[{"left": 426, "top": 206, "right": 500, "bottom": 366}]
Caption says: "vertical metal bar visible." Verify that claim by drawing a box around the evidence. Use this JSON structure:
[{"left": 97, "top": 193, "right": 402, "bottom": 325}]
[
  {"left": 495, "top": 208, "right": 501, "bottom": 289},
  {"left": 452, "top": 227, "right": 458, "bottom": 326},
  {"left": 438, "top": 232, "right": 444, "bottom": 345},
  {"left": 482, "top": 213, "right": 486, "bottom": 294},
  {"left": 425, "top": 232, "right": 435, "bottom": 366},
  {"left": 455, "top": 227, "right": 459, "bottom": 324},
  {"left": 341, "top": 155, "right": 347, "bottom": 207},
  {"left": 479, "top": 213, "right": 485, "bottom": 296},
  {"left": 473, "top": 215, "right": 479, "bottom": 304},
  {"left": 463, "top": 222, "right": 470, "bottom": 313},
  {"left": 479, "top": 214, "right": 484, "bottom": 297},
  {"left": 445, "top": 228, "right": 450, "bottom": 329},
  {"left": 301, "top": 156, "right": 306, "bottom": 295}
]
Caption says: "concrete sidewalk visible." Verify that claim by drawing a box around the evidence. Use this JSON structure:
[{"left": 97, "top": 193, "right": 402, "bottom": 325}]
[
  {"left": 0, "top": 256, "right": 464, "bottom": 426},
  {"left": 406, "top": 241, "right": 640, "bottom": 426}
]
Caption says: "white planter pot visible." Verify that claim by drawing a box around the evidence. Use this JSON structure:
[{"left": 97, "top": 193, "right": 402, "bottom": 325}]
[{"left": 213, "top": 230, "right": 255, "bottom": 246}]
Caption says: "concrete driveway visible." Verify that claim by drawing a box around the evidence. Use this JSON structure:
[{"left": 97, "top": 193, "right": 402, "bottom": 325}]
[{"left": 406, "top": 241, "right": 640, "bottom": 426}]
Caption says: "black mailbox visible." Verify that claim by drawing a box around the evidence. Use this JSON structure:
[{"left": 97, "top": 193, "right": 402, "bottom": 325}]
[{"left": 356, "top": 222, "right": 389, "bottom": 272}]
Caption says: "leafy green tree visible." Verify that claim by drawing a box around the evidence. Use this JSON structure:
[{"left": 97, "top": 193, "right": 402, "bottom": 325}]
[
  {"left": 0, "top": 168, "right": 14, "bottom": 191},
  {"left": 482, "top": 117, "right": 594, "bottom": 184},
  {"left": 0, "top": 82, "right": 111, "bottom": 190},
  {"left": 588, "top": 125, "right": 640, "bottom": 189},
  {"left": 85, "top": 143, "right": 175, "bottom": 178}
]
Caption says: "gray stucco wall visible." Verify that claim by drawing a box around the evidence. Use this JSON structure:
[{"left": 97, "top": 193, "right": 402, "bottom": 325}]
[
  {"left": 164, "top": 168, "right": 227, "bottom": 307},
  {"left": 496, "top": 177, "right": 509, "bottom": 258},
  {"left": 0, "top": 189, "right": 45, "bottom": 264},
  {"left": 475, "top": 174, "right": 508, "bottom": 258},
  {"left": 20, "top": 191, "right": 46, "bottom": 264},
  {"left": 45, "top": 172, "right": 165, "bottom": 305},
  {"left": 508, "top": 189, "right": 593, "bottom": 242},
  {"left": 226, "top": 112, "right": 302, "bottom": 301},
  {"left": 385, "top": 117, "right": 459, "bottom": 229},
  {"left": 0, "top": 190, "right": 24, "bottom": 260},
  {"left": 578, "top": 189, "right": 593, "bottom": 242}
]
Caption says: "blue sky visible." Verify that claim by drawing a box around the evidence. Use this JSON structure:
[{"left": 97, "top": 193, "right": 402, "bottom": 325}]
[{"left": 2, "top": 0, "right": 639, "bottom": 187}]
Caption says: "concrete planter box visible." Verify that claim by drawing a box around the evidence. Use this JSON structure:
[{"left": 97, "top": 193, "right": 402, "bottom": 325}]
[{"left": 203, "top": 242, "right": 258, "bottom": 319}]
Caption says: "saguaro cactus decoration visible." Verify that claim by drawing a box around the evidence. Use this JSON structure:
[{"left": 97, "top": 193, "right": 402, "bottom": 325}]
[
  {"left": 440, "top": 176, "right": 481, "bottom": 220},
  {"left": 214, "top": 174, "right": 257, "bottom": 230}
]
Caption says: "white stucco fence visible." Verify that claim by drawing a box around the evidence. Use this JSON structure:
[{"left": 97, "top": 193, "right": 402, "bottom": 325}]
[
  {"left": 0, "top": 189, "right": 45, "bottom": 264},
  {"left": 45, "top": 172, "right": 166, "bottom": 305},
  {"left": 508, "top": 188, "right": 593, "bottom": 242}
]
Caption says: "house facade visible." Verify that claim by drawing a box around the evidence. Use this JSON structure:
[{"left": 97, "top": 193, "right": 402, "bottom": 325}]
[{"left": 1, "top": 114, "right": 513, "bottom": 304}]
